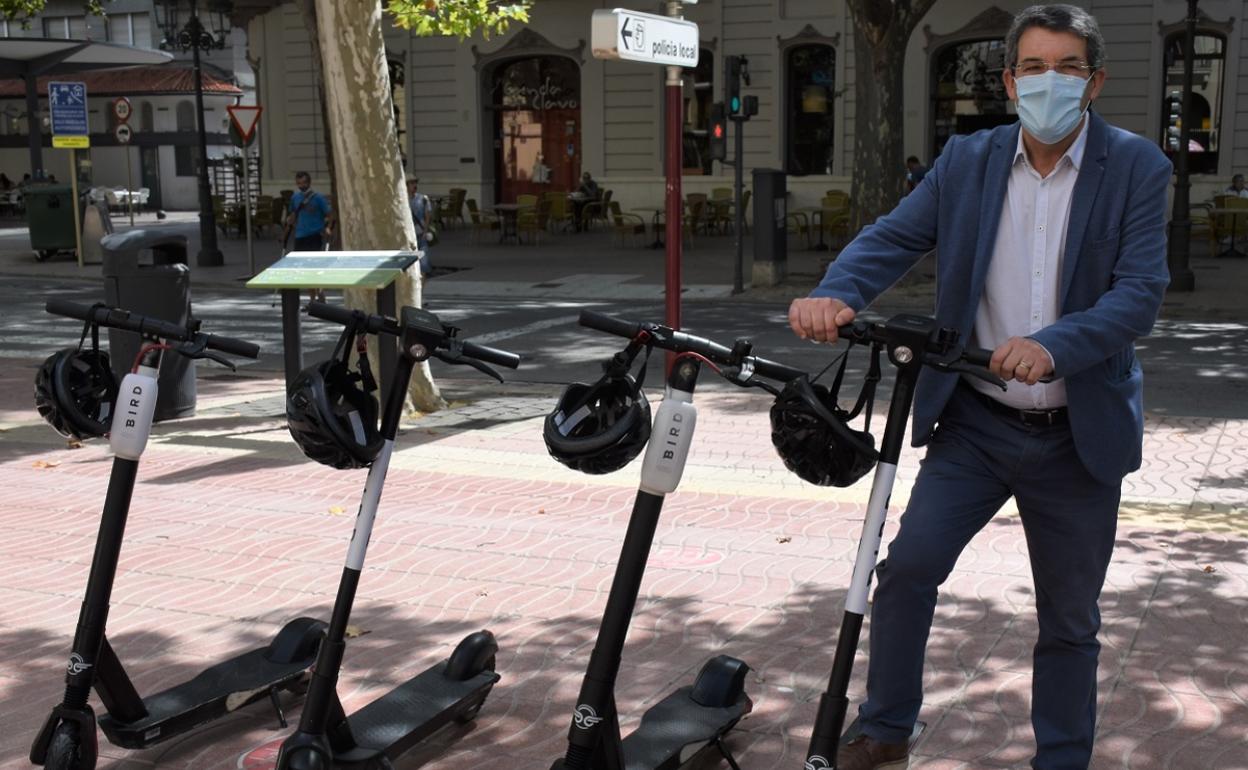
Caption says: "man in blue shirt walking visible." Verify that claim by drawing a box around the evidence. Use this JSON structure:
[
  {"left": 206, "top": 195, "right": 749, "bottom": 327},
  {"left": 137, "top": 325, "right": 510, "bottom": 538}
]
[{"left": 284, "top": 171, "right": 332, "bottom": 253}]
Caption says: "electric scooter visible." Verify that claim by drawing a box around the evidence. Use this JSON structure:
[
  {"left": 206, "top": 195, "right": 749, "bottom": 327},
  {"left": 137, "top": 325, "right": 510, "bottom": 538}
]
[
  {"left": 30, "top": 300, "right": 327, "bottom": 770},
  {"left": 552, "top": 310, "right": 808, "bottom": 770},
  {"left": 799, "top": 314, "right": 1003, "bottom": 769},
  {"left": 276, "top": 302, "right": 521, "bottom": 770}
]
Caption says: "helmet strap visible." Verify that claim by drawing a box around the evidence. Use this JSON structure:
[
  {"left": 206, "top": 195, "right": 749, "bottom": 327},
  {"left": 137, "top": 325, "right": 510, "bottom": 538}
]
[
  {"left": 354, "top": 335, "right": 378, "bottom": 394},
  {"left": 601, "top": 338, "right": 652, "bottom": 398},
  {"left": 329, "top": 322, "right": 378, "bottom": 395}
]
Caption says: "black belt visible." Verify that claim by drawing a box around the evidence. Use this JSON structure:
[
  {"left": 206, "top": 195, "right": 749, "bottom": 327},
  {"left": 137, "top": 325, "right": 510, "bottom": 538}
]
[{"left": 967, "top": 385, "right": 1068, "bottom": 428}]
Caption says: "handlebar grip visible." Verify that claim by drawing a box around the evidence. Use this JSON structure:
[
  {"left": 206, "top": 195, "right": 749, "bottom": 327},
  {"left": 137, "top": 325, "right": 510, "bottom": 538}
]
[
  {"left": 45, "top": 299, "right": 96, "bottom": 322},
  {"left": 579, "top": 309, "right": 643, "bottom": 339},
  {"left": 460, "top": 340, "right": 521, "bottom": 370},
  {"left": 306, "top": 300, "right": 359, "bottom": 327},
  {"left": 750, "top": 357, "right": 807, "bottom": 383},
  {"left": 204, "top": 334, "right": 261, "bottom": 360}
]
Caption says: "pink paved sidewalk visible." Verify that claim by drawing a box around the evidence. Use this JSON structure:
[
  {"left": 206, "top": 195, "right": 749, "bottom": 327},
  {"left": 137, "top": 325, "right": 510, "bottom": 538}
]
[{"left": 0, "top": 374, "right": 1245, "bottom": 769}]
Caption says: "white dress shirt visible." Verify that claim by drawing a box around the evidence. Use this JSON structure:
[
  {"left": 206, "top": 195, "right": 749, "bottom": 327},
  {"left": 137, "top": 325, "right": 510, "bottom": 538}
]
[{"left": 969, "top": 117, "right": 1090, "bottom": 409}]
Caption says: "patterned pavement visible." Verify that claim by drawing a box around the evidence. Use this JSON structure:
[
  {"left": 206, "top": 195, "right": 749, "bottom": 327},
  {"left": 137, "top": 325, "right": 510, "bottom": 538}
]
[{"left": 0, "top": 370, "right": 1245, "bottom": 770}]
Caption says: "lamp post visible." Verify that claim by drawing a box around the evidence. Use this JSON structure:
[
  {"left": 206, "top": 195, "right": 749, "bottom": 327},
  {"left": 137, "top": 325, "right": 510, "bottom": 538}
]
[
  {"left": 1165, "top": 0, "right": 1198, "bottom": 293},
  {"left": 155, "top": 0, "right": 231, "bottom": 267}
]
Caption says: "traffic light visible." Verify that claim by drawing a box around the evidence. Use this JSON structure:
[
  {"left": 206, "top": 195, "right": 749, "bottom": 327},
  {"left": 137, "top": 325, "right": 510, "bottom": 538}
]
[
  {"left": 743, "top": 95, "right": 759, "bottom": 118},
  {"left": 709, "top": 102, "right": 727, "bottom": 161},
  {"left": 725, "top": 55, "right": 742, "bottom": 116}
]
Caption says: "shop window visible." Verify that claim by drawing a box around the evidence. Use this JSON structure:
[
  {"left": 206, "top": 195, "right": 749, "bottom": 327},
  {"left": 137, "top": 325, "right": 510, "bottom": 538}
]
[
  {"left": 174, "top": 101, "right": 199, "bottom": 177},
  {"left": 931, "top": 38, "right": 1011, "bottom": 160},
  {"left": 1160, "top": 32, "right": 1224, "bottom": 175},
  {"left": 785, "top": 44, "right": 836, "bottom": 175}
]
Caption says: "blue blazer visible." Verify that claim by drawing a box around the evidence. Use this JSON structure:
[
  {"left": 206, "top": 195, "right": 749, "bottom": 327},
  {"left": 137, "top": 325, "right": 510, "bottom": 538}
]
[{"left": 811, "top": 112, "right": 1172, "bottom": 485}]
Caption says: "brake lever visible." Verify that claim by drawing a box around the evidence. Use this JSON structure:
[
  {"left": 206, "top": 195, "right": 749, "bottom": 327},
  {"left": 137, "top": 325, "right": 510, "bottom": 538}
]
[
  {"left": 172, "top": 338, "right": 238, "bottom": 371},
  {"left": 945, "top": 361, "right": 1005, "bottom": 390},
  {"left": 432, "top": 349, "right": 504, "bottom": 383}
]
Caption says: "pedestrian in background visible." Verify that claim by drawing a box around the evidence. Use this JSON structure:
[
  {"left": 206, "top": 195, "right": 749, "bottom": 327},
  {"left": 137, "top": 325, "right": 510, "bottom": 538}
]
[
  {"left": 407, "top": 177, "right": 434, "bottom": 277},
  {"left": 283, "top": 171, "right": 333, "bottom": 303}
]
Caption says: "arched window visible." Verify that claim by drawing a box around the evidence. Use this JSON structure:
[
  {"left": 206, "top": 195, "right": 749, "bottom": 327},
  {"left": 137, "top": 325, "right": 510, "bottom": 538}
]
[
  {"left": 930, "top": 38, "right": 1010, "bottom": 160},
  {"left": 785, "top": 44, "right": 835, "bottom": 175},
  {"left": 682, "top": 48, "right": 714, "bottom": 175},
  {"left": 174, "top": 101, "right": 198, "bottom": 177},
  {"left": 1160, "top": 32, "right": 1225, "bottom": 175}
]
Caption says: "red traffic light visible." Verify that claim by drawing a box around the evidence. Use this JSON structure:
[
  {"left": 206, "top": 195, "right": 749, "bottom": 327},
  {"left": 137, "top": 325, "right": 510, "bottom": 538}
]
[{"left": 713, "top": 124, "right": 724, "bottom": 139}]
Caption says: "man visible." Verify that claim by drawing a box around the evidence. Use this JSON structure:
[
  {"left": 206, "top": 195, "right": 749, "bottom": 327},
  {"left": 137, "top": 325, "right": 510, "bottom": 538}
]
[
  {"left": 406, "top": 177, "right": 433, "bottom": 277},
  {"left": 283, "top": 171, "right": 332, "bottom": 302},
  {"left": 788, "top": 6, "right": 1170, "bottom": 769},
  {"left": 1225, "top": 173, "right": 1248, "bottom": 198},
  {"left": 904, "top": 156, "right": 928, "bottom": 192},
  {"left": 578, "top": 172, "right": 601, "bottom": 200}
]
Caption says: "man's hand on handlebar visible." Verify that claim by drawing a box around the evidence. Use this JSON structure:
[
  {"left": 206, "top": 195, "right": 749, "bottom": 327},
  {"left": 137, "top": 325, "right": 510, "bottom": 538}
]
[
  {"left": 788, "top": 297, "right": 856, "bottom": 343},
  {"left": 990, "top": 336, "right": 1053, "bottom": 385}
]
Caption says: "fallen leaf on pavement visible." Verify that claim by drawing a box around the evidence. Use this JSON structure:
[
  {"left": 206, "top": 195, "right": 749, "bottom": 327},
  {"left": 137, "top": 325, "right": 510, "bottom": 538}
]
[
  {"left": 776, "top": 536, "right": 792, "bottom": 544},
  {"left": 344, "top": 625, "right": 370, "bottom": 638},
  {"left": 329, "top": 505, "right": 345, "bottom": 515},
  {"left": 32, "top": 459, "right": 61, "bottom": 468},
  {"left": 1202, "top": 565, "right": 1217, "bottom": 573},
  {"left": 66, "top": 439, "right": 83, "bottom": 449}
]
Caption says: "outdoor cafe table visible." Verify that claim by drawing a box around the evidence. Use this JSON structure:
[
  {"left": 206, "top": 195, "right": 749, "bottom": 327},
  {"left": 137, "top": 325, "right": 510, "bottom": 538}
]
[
  {"left": 245, "top": 250, "right": 421, "bottom": 405},
  {"left": 489, "top": 203, "right": 527, "bottom": 243},
  {"left": 1208, "top": 207, "right": 1248, "bottom": 258},
  {"left": 791, "top": 207, "right": 829, "bottom": 251},
  {"left": 632, "top": 206, "right": 666, "bottom": 249}
]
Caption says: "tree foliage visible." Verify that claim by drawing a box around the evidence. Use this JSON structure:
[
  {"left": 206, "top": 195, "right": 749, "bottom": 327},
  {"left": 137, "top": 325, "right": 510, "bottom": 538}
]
[
  {"left": 386, "top": 0, "right": 530, "bottom": 39},
  {"left": 0, "top": 0, "right": 105, "bottom": 21}
]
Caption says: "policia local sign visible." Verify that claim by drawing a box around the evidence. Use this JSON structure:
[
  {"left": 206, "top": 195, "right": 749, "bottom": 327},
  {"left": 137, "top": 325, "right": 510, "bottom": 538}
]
[{"left": 591, "top": 8, "right": 699, "bottom": 69}]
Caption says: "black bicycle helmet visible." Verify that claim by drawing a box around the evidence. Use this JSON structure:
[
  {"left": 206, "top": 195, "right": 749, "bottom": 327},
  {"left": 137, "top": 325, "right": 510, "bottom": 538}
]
[
  {"left": 545, "top": 342, "right": 652, "bottom": 475},
  {"left": 770, "top": 345, "right": 881, "bottom": 487},
  {"left": 34, "top": 347, "right": 118, "bottom": 440},
  {"left": 286, "top": 325, "right": 383, "bottom": 470}
]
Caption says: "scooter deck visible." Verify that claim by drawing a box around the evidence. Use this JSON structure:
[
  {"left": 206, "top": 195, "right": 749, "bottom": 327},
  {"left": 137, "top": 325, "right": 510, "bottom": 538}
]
[
  {"left": 98, "top": 647, "right": 311, "bottom": 748},
  {"left": 333, "top": 662, "right": 500, "bottom": 768},
  {"left": 621, "top": 685, "right": 752, "bottom": 770}
]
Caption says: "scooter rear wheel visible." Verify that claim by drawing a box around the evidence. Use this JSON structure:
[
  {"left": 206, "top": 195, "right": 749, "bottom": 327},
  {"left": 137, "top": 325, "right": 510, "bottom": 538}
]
[{"left": 46, "top": 722, "right": 82, "bottom": 770}]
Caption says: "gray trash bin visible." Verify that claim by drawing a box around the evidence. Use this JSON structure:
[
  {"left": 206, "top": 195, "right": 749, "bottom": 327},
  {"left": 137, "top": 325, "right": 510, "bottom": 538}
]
[
  {"left": 752, "top": 168, "right": 788, "bottom": 286},
  {"left": 101, "top": 230, "right": 196, "bottom": 421}
]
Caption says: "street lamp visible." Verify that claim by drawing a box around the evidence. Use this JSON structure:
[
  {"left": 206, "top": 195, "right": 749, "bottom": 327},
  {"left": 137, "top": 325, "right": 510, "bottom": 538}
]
[
  {"left": 154, "top": 0, "right": 232, "bottom": 267},
  {"left": 1165, "top": 0, "right": 1198, "bottom": 293}
]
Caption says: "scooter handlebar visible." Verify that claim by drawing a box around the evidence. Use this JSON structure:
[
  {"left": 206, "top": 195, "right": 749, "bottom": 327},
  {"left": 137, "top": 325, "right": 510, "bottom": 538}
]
[
  {"left": 459, "top": 341, "right": 521, "bottom": 370},
  {"left": 45, "top": 300, "right": 260, "bottom": 359},
  {"left": 579, "top": 310, "right": 807, "bottom": 383}
]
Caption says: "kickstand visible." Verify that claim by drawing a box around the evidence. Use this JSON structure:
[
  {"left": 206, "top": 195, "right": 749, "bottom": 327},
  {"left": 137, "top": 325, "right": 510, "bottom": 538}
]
[
  {"left": 268, "top": 686, "right": 288, "bottom": 728},
  {"left": 713, "top": 735, "right": 742, "bottom": 770}
]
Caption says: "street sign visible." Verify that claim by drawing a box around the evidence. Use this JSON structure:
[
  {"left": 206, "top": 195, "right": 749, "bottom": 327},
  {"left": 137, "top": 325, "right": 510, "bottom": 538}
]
[
  {"left": 227, "top": 104, "right": 263, "bottom": 144},
  {"left": 114, "top": 123, "right": 132, "bottom": 144},
  {"left": 246, "top": 251, "right": 421, "bottom": 290},
  {"left": 591, "top": 9, "right": 699, "bottom": 68},
  {"left": 49, "top": 81, "right": 89, "bottom": 148},
  {"left": 112, "top": 97, "right": 132, "bottom": 123}
]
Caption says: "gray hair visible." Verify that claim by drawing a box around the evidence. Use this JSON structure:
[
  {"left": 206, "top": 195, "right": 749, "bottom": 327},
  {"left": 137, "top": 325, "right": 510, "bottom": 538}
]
[{"left": 1005, "top": 5, "right": 1106, "bottom": 71}]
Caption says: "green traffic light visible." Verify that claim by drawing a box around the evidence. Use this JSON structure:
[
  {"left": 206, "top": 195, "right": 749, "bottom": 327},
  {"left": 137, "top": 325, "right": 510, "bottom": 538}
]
[{"left": 730, "top": 96, "right": 740, "bottom": 113}]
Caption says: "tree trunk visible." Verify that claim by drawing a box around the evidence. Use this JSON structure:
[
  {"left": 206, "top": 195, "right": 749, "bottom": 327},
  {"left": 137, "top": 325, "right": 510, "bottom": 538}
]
[
  {"left": 313, "top": 0, "right": 445, "bottom": 412},
  {"left": 848, "top": 0, "right": 939, "bottom": 229}
]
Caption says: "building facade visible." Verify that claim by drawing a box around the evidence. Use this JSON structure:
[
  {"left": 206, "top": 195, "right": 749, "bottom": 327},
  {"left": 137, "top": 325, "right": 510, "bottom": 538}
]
[
  {"left": 0, "top": 0, "right": 254, "bottom": 210},
  {"left": 247, "top": 0, "right": 1246, "bottom": 210}
]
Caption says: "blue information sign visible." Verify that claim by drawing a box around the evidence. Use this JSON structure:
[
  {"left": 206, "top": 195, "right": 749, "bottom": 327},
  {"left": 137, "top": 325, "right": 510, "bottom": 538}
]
[{"left": 48, "top": 82, "right": 89, "bottom": 136}]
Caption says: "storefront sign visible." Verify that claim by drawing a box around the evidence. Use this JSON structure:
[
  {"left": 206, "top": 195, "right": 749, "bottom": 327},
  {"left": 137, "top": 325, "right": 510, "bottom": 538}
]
[{"left": 591, "top": 9, "right": 699, "bottom": 68}]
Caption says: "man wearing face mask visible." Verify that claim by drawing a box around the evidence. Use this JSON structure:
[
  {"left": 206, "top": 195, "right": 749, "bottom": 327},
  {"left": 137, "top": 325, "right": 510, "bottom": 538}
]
[{"left": 788, "top": 5, "right": 1170, "bottom": 769}]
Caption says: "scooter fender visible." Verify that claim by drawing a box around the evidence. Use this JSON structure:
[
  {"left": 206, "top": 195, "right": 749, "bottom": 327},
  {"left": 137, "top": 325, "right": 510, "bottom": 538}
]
[
  {"left": 110, "top": 368, "right": 159, "bottom": 461},
  {"left": 639, "top": 388, "right": 696, "bottom": 495}
]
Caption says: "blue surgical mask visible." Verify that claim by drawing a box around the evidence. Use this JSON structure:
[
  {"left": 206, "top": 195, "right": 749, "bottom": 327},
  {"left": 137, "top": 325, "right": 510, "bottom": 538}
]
[{"left": 1015, "top": 70, "right": 1090, "bottom": 144}]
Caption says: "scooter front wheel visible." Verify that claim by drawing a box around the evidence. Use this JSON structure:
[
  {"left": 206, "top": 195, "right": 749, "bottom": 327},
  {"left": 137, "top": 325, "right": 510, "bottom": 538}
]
[
  {"left": 277, "top": 746, "right": 329, "bottom": 770},
  {"left": 46, "top": 722, "right": 84, "bottom": 770}
]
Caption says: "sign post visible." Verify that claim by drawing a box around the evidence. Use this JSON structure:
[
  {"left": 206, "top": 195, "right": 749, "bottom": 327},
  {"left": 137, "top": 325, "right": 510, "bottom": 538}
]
[
  {"left": 593, "top": 4, "right": 698, "bottom": 371},
  {"left": 113, "top": 98, "right": 134, "bottom": 226},
  {"left": 49, "top": 82, "right": 89, "bottom": 267},
  {"left": 228, "top": 105, "right": 263, "bottom": 279}
]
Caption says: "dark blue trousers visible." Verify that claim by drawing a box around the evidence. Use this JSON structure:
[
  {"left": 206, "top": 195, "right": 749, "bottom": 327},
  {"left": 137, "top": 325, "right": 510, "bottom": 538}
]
[{"left": 859, "top": 384, "right": 1121, "bottom": 770}]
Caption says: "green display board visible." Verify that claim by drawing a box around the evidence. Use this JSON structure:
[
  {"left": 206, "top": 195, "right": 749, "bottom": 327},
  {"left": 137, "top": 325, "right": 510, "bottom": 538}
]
[{"left": 246, "top": 250, "right": 421, "bottom": 290}]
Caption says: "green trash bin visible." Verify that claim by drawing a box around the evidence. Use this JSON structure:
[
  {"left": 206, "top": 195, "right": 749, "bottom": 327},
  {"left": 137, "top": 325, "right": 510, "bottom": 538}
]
[{"left": 24, "top": 184, "right": 79, "bottom": 262}]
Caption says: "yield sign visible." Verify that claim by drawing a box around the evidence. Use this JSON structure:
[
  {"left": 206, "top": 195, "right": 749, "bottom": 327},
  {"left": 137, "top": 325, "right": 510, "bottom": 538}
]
[{"left": 227, "top": 104, "right": 263, "bottom": 143}]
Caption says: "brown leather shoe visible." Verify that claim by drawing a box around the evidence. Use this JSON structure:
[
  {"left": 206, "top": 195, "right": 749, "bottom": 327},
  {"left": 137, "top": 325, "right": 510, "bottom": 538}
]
[{"left": 835, "top": 735, "right": 909, "bottom": 770}]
